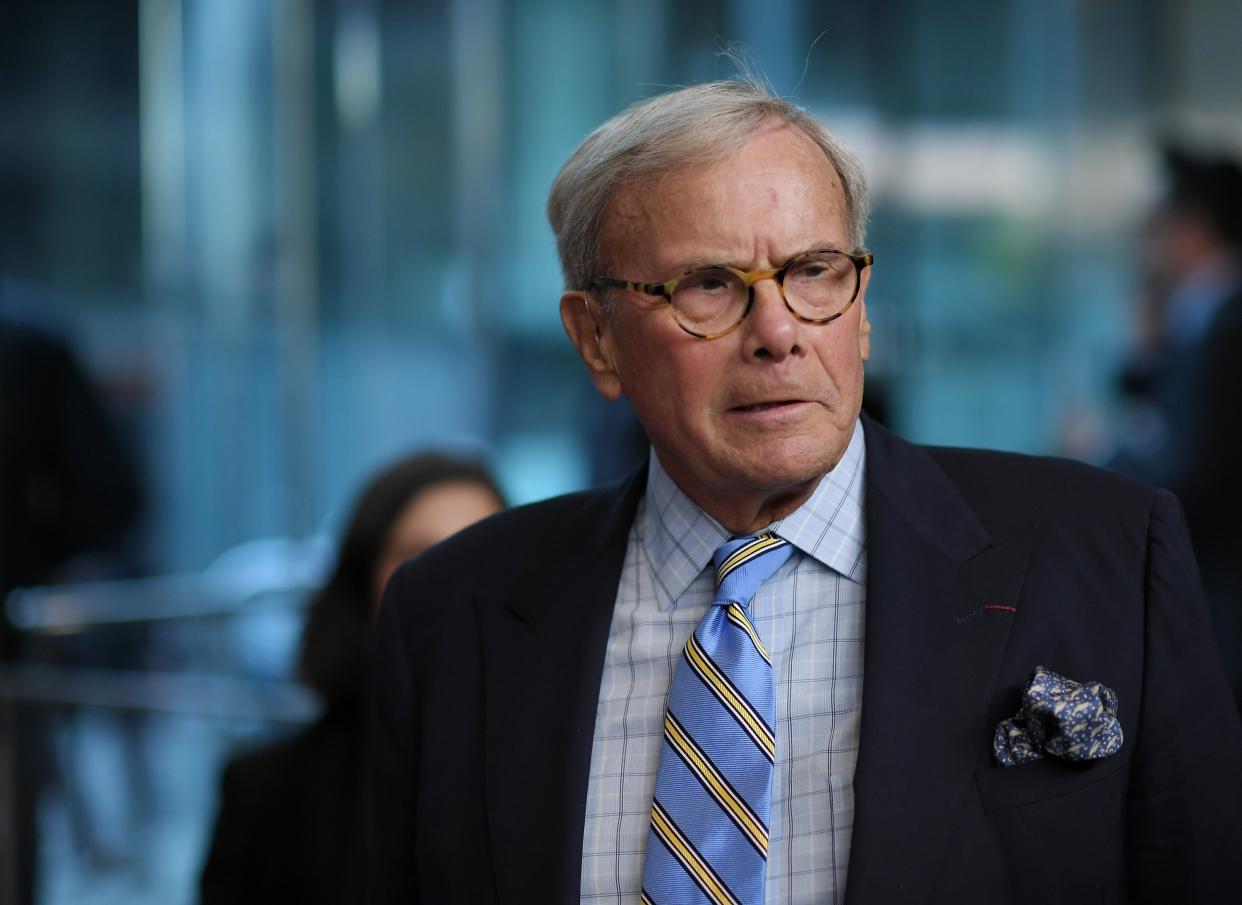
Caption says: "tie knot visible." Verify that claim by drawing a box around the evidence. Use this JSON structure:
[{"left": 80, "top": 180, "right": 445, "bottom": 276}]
[{"left": 712, "top": 533, "right": 793, "bottom": 608}]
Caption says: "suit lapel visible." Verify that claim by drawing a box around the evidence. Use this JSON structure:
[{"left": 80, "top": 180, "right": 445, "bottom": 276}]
[
  {"left": 844, "top": 419, "right": 1033, "bottom": 904},
  {"left": 477, "top": 468, "right": 645, "bottom": 902}
]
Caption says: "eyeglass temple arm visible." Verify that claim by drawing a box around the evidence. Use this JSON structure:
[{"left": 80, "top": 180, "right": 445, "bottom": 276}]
[{"left": 591, "top": 276, "right": 670, "bottom": 298}]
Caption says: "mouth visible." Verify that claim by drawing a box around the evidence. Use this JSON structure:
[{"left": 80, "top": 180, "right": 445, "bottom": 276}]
[{"left": 730, "top": 399, "right": 807, "bottom": 413}]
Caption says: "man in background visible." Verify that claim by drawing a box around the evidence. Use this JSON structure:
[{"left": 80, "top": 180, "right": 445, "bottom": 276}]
[{"left": 1111, "top": 147, "right": 1242, "bottom": 708}]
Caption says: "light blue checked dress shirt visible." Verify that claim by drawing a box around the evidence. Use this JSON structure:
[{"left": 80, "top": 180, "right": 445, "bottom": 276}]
[{"left": 581, "top": 421, "right": 868, "bottom": 904}]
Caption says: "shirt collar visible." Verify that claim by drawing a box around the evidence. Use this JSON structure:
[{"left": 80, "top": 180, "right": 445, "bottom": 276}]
[
  {"left": 774, "top": 422, "right": 867, "bottom": 583},
  {"left": 640, "top": 419, "right": 868, "bottom": 611},
  {"left": 639, "top": 452, "right": 731, "bottom": 612}
]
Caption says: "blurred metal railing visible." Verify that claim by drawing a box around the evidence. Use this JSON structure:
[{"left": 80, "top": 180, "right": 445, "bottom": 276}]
[
  {"left": 0, "top": 664, "right": 317, "bottom": 723},
  {"left": 0, "top": 539, "right": 331, "bottom": 905}
]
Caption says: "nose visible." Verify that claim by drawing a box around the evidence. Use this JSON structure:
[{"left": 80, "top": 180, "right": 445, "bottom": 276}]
[{"left": 740, "top": 277, "right": 801, "bottom": 362}]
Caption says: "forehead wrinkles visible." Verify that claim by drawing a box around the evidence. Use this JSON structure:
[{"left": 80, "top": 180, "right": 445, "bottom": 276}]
[
  {"left": 596, "top": 171, "right": 685, "bottom": 276},
  {"left": 599, "top": 159, "right": 753, "bottom": 275},
  {"left": 597, "top": 130, "right": 846, "bottom": 277}
]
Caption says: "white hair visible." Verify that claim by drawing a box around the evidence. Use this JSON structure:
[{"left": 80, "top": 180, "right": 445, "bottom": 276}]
[{"left": 547, "top": 78, "right": 870, "bottom": 293}]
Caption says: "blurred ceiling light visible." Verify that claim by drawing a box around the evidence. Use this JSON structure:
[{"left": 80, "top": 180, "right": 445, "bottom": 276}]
[
  {"left": 823, "top": 109, "right": 1147, "bottom": 226},
  {"left": 334, "top": 7, "right": 381, "bottom": 132},
  {"left": 889, "top": 126, "right": 1054, "bottom": 218}
]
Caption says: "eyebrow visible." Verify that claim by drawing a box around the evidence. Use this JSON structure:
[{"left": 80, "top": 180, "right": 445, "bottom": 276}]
[{"left": 682, "top": 242, "right": 850, "bottom": 273}]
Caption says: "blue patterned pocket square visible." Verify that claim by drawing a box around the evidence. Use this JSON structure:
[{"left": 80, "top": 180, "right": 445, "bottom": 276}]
[{"left": 993, "top": 665, "right": 1123, "bottom": 767}]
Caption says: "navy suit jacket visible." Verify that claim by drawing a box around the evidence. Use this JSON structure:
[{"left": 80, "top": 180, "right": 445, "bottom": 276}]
[{"left": 371, "top": 417, "right": 1242, "bottom": 903}]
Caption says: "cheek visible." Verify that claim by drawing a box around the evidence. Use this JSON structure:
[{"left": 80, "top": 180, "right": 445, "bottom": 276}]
[
  {"left": 658, "top": 348, "right": 729, "bottom": 414},
  {"left": 840, "top": 346, "right": 867, "bottom": 388},
  {"left": 814, "top": 332, "right": 867, "bottom": 393},
  {"left": 620, "top": 348, "right": 725, "bottom": 440},
  {"left": 615, "top": 320, "right": 718, "bottom": 398}
]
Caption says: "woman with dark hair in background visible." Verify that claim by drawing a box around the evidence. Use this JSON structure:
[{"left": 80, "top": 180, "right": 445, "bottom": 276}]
[{"left": 199, "top": 453, "right": 505, "bottom": 905}]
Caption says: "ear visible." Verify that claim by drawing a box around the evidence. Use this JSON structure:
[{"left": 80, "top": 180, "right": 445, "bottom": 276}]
[
  {"left": 560, "top": 291, "right": 623, "bottom": 401},
  {"left": 856, "top": 267, "right": 872, "bottom": 363}
]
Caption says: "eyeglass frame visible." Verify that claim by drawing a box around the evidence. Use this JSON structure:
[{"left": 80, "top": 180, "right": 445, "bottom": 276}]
[{"left": 589, "top": 248, "right": 874, "bottom": 340}]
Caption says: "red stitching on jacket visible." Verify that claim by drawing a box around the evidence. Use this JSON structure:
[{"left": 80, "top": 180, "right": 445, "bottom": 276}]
[{"left": 984, "top": 604, "right": 1018, "bottom": 614}]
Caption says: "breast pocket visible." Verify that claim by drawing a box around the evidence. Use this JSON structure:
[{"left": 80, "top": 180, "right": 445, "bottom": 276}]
[{"left": 974, "top": 754, "right": 1128, "bottom": 814}]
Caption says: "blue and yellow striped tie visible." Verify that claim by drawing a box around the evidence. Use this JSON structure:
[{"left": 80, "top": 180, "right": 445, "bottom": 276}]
[{"left": 641, "top": 533, "right": 793, "bottom": 905}]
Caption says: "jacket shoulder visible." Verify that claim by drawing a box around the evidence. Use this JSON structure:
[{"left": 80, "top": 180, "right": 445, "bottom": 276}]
[{"left": 922, "top": 444, "right": 1162, "bottom": 534}]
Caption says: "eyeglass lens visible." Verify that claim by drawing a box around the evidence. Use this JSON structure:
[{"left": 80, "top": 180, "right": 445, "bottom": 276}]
[{"left": 671, "top": 251, "right": 859, "bottom": 332}]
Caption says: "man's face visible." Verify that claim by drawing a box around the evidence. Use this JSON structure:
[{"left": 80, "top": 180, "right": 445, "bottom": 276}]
[{"left": 562, "top": 122, "right": 871, "bottom": 528}]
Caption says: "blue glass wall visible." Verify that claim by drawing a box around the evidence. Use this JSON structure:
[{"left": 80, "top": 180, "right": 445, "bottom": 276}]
[{"left": 7, "top": 0, "right": 1241, "bottom": 574}]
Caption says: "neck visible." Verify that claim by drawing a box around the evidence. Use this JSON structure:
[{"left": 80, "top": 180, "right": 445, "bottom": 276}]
[{"left": 693, "top": 478, "right": 822, "bottom": 536}]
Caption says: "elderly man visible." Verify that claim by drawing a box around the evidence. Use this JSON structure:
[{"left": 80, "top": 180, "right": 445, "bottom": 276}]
[{"left": 370, "top": 80, "right": 1242, "bottom": 904}]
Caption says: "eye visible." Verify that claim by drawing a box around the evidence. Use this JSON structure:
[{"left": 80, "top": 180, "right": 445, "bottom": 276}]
[
  {"left": 671, "top": 267, "right": 744, "bottom": 328},
  {"left": 680, "top": 268, "right": 735, "bottom": 294},
  {"left": 787, "top": 253, "right": 847, "bottom": 283}
]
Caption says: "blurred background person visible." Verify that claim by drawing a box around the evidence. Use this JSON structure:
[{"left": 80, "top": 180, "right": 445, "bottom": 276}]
[
  {"left": 1, "top": 279, "right": 146, "bottom": 905},
  {"left": 0, "top": 278, "right": 146, "bottom": 657},
  {"left": 1108, "top": 146, "right": 1242, "bottom": 708},
  {"left": 197, "top": 452, "right": 504, "bottom": 905}
]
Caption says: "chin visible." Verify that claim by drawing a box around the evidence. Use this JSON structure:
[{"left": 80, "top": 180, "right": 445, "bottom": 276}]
[{"left": 729, "top": 438, "right": 846, "bottom": 493}]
